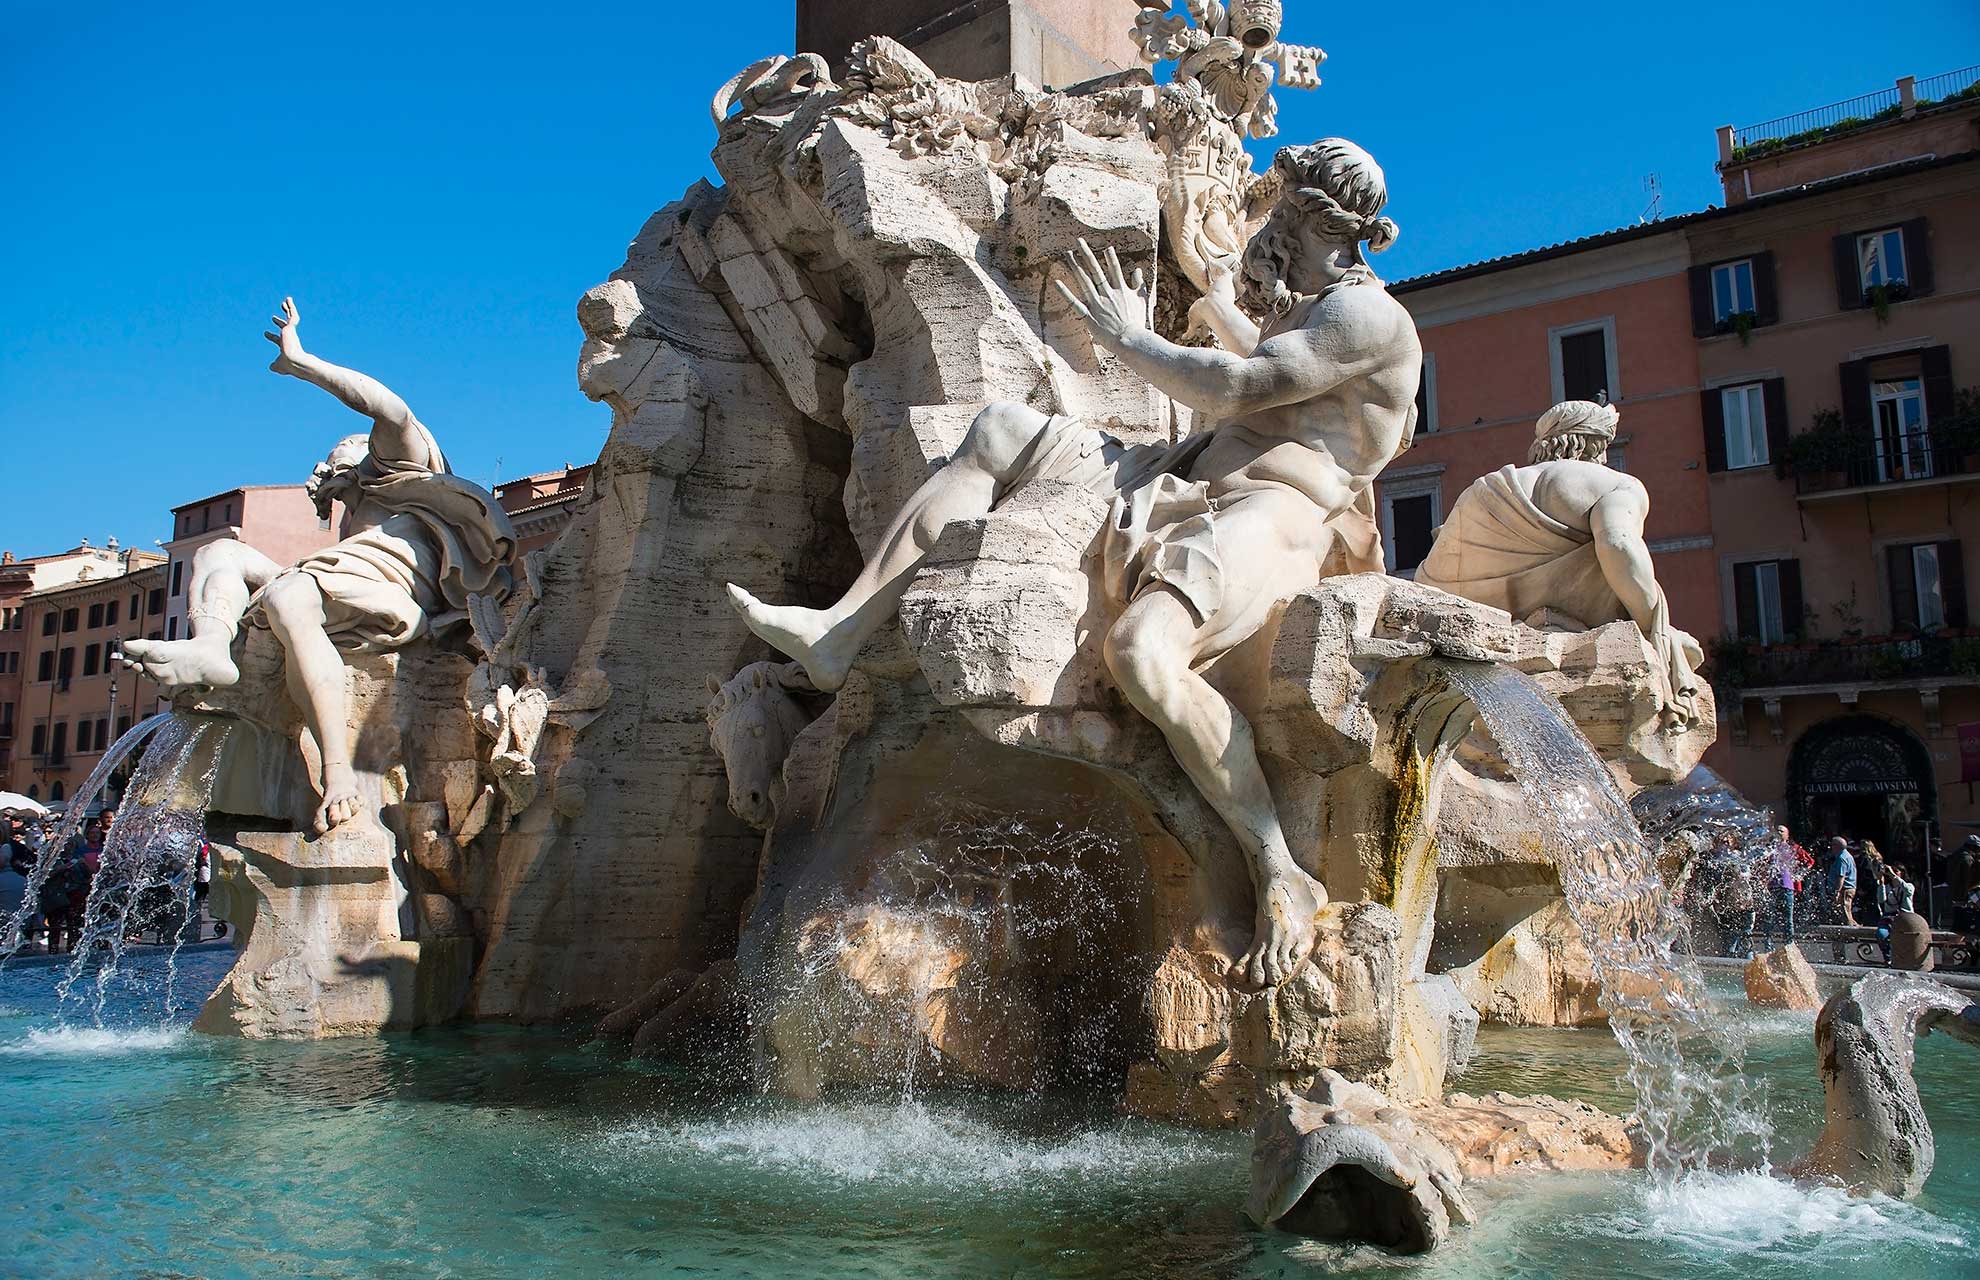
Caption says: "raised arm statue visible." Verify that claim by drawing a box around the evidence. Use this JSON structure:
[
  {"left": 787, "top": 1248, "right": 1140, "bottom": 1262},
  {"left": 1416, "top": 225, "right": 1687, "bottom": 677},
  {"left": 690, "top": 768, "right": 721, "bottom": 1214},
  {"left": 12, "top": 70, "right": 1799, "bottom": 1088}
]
[
  {"left": 727, "top": 139, "right": 1423, "bottom": 989},
  {"left": 122, "top": 299, "right": 517, "bottom": 834},
  {"left": 1414, "top": 401, "right": 1704, "bottom": 727}
]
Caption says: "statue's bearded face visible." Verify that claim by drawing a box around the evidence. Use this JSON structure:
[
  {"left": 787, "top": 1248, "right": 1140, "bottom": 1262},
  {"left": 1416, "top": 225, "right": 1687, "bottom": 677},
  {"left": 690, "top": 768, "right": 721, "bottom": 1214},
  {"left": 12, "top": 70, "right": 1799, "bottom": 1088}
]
[
  {"left": 306, "top": 438, "right": 369, "bottom": 520},
  {"left": 1241, "top": 204, "right": 1357, "bottom": 315}
]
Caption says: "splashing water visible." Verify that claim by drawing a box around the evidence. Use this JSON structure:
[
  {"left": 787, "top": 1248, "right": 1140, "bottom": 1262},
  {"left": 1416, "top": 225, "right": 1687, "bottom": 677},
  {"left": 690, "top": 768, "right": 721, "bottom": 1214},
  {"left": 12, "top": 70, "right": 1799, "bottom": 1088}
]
[
  {"left": 3, "top": 714, "right": 230, "bottom": 1028},
  {"left": 1441, "top": 662, "right": 1768, "bottom": 1181},
  {"left": 778, "top": 807, "right": 1140, "bottom": 1100}
]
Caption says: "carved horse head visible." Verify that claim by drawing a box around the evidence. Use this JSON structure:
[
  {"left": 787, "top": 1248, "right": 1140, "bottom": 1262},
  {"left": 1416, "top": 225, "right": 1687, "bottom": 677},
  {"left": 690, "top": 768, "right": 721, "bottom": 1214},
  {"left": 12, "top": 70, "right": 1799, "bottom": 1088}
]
[{"left": 704, "top": 661, "right": 814, "bottom": 829}]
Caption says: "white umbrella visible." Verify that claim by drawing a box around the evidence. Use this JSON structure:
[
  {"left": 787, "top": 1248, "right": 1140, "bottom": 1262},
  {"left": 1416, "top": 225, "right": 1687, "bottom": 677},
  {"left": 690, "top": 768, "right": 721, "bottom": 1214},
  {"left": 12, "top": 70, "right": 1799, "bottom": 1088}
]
[{"left": 0, "top": 792, "right": 49, "bottom": 817}]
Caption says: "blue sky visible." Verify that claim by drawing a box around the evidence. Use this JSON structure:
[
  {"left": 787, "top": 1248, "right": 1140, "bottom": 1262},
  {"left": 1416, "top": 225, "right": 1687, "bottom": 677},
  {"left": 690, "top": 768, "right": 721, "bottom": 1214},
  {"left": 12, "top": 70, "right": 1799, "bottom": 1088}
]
[{"left": 3, "top": 2, "right": 1976, "bottom": 552}]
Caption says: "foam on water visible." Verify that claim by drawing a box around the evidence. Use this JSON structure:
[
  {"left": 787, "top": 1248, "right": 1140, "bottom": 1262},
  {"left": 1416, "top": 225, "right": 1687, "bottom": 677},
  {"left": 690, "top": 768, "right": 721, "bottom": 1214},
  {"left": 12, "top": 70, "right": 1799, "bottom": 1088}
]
[
  {"left": 603, "top": 1099, "right": 1229, "bottom": 1188},
  {"left": 0, "top": 1025, "right": 185, "bottom": 1055},
  {"left": 1593, "top": 1170, "right": 1968, "bottom": 1255}
]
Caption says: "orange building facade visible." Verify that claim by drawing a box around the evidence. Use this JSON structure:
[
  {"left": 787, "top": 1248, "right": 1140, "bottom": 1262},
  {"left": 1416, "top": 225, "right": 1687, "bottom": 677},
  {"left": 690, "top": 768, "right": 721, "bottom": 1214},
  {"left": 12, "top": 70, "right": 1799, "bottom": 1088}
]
[{"left": 1378, "top": 66, "right": 1980, "bottom": 871}]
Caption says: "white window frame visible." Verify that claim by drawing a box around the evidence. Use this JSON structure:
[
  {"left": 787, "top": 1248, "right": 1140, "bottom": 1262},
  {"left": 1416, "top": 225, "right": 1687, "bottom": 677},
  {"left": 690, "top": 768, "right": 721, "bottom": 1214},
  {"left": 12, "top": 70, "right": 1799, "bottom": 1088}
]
[
  {"left": 1380, "top": 473, "right": 1443, "bottom": 578},
  {"left": 1710, "top": 258, "right": 1756, "bottom": 324},
  {"left": 1872, "top": 377, "right": 1930, "bottom": 482},
  {"left": 1548, "top": 316, "right": 1620, "bottom": 405},
  {"left": 1857, "top": 227, "right": 1908, "bottom": 290},
  {"left": 1416, "top": 352, "right": 1438, "bottom": 434},
  {"left": 1720, "top": 382, "right": 1770, "bottom": 470}
]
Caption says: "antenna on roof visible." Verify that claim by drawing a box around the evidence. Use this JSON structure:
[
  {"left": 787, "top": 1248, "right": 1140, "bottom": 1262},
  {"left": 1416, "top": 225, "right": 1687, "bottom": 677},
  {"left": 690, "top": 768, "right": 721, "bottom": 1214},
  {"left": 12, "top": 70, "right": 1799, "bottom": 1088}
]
[{"left": 1639, "top": 173, "right": 1663, "bottom": 224}]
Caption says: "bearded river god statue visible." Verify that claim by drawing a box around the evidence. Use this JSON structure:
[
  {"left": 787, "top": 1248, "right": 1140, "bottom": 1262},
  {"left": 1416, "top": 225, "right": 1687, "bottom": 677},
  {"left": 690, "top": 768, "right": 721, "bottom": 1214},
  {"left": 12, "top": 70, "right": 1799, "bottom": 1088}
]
[
  {"left": 730, "top": 139, "right": 1422, "bottom": 991},
  {"left": 1414, "top": 400, "right": 1705, "bottom": 729},
  {"left": 122, "top": 299, "right": 518, "bottom": 833}
]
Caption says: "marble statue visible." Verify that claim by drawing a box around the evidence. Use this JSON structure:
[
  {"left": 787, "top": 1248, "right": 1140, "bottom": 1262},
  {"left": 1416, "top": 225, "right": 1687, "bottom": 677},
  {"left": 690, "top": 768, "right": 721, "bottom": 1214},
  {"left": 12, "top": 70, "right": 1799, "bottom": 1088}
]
[
  {"left": 1414, "top": 400, "right": 1704, "bottom": 728},
  {"left": 122, "top": 299, "right": 517, "bottom": 834},
  {"left": 728, "top": 138, "right": 1422, "bottom": 990}
]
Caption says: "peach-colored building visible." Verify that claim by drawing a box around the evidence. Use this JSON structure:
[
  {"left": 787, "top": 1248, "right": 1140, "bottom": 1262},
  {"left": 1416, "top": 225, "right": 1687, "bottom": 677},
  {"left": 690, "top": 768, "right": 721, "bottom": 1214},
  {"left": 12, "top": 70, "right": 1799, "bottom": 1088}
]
[
  {"left": 1692, "top": 86, "right": 1980, "bottom": 867},
  {"left": 0, "top": 542, "right": 158, "bottom": 785},
  {"left": 1381, "top": 228, "right": 1720, "bottom": 641},
  {"left": 495, "top": 465, "right": 591, "bottom": 557},
  {"left": 8, "top": 553, "right": 168, "bottom": 804},
  {"left": 160, "top": 485, "right": 341, "bottom": 646},
  {"left": 1386, "top": 64, "right": 1980, "bottom": 875}
]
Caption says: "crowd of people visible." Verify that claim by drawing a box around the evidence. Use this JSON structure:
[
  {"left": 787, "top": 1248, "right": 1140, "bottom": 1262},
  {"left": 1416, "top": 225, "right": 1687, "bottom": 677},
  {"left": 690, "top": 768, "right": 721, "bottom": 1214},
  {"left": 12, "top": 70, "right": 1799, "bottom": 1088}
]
[
  {"left": 1690, "top": 823, "right": 1980, "bottom": 962},
  {"left": 0, "top": 809, "right": 218, "bottom": 955}
]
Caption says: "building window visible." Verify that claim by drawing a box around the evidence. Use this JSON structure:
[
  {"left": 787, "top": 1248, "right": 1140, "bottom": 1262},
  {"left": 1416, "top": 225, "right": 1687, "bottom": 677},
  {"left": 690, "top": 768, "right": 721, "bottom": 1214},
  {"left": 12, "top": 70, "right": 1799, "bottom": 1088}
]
[
  {"left": 0, "top": 702, "right": 12, "bottom": 736},
  {"left": 40, "top": 613, "right": 53, "bottom": 637},
  {"left": 1721, "top": 383, "right": 1769, "bottom": 469},
  {"left": 1380, "top": 474, "right": 1444, "bottom": 576},
  {"left": 1711, "top": 259, "right": 1755, "bottom": 323},
  {"left": 1733, "top": 559, "right": 1801, "bottom": 644},
  {"left": 1873, "top": 377, "right": 1931, "bottom": 482},
  {"left": 1415, "top": 354, "right": 1438, "bottom": 434},
  {"left": 48, "top": 781, "right": 63, "bottom": 802},
  {"left": 171, "top": 561, "right": 184, "bottom": 597},
  {"left": 148, "top": 589, "right": 164, "bottom": 616},
  {"left": 30, "top": 724, "right": 45, "bottom": 756},
  {"left": 94, "top": 718, "right": 108, "bottom": 751},
  {"left": 105, "top": 600, "right": 118, "bottom": 628},
  {"left": 224, "top": 502, "right": 234, "bottom": 524},
  {"left": 1550, "top": 318, "right": 1617, "bottom": 405},
  {"left": 167, "top": 616, "right": 179, "bottom": 641},
  {"left": 128, "top": 592, "right": 139, "bottom": 619},
  {"left": 75, "top": 720, "right": 91, "bottom": 753},
  {"left": 60, "top": 608, "right": 77, "bottom": 634},
  {"left": 87, "top": 602, "right": 103, "bottom": 629},
  {"left": 57, "top": 648, "right": 74, "bottom": 683},
  {"left": 36, "top": 652, "right": 52, "bottom": 682},
  {"left": 83, "top": 644, "right": 100, "bottom": 677},
  {"left": 1858, "top": 228, "right": 1907, "bottom": 291},
  {"left": 116, "top": 714, "right": 131, "bottom": 737},
  {"left": 1889, "top": 540, "right": 1965, "bottom": 632},
  {"left": 49, "top": 722, "right": 66, "bottom": 763}
]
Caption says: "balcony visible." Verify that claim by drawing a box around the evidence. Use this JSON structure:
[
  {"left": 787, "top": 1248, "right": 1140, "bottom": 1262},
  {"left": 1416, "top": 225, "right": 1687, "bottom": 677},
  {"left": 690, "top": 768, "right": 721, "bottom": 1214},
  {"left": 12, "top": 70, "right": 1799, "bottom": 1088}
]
[
  {"left": 1793, "top": 427, "right": 1980, "bottom": 503},
  {"left": 1712, "top": 633, "right": 1980, "bottom": 742}
]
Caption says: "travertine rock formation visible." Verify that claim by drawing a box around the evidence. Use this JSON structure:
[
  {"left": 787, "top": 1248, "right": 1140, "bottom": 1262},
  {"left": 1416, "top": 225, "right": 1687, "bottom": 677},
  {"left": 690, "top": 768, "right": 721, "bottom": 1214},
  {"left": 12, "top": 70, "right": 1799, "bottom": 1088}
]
[
  {"left": 1745, "top": 943, "right": 1823, "bottom": 1011},
  {"left": 1794, "top": 974, "right": 1980, "bottom": 1197},
  {"left": 1246, "top": 1072, "right": 1637, "bottom": 1253}
]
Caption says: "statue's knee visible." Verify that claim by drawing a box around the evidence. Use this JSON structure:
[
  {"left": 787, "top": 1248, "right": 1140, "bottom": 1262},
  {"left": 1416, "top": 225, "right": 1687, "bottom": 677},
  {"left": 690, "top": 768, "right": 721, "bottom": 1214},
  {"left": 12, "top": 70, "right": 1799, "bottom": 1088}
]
[
  {"left": 959, "top": 400, "right": 1044, "bottom": 474},
  {"left": 1104, "top": 623, "right": 1173, "bottom": 705},
  {"left": 260, "top": 576, "right": 322, "bottom": 631}
]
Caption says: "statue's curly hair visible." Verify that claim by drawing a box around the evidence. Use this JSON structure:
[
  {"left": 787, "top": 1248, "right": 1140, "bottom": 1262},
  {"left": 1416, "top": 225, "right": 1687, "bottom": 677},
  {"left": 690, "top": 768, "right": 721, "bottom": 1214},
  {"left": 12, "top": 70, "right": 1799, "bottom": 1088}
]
[{"left": 1242, "top": 138, "right": 1398, "bottom": 315}]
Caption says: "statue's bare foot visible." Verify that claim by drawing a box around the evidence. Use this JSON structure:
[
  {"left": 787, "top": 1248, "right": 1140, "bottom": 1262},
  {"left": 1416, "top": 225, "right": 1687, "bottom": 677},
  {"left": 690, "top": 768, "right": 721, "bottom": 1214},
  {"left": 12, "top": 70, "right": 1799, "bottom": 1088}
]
[
  {"left": 1235, "top": 870, "right": 1326, "bottom": 991},
  {"left": 725, "top": 584, "right": 855, "bottom": 692},
  {"left": 312, "top": 763, "right": 364, "bottom": 835},
  {"left": 119, "top": 635, "right": 240, "bottom": 693}
]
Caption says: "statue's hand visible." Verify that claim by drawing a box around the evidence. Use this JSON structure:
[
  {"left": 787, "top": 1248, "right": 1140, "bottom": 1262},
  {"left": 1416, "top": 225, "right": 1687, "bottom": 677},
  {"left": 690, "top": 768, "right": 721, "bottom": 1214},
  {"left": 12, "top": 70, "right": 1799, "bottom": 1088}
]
[
  {"left": 264, "top": 296, "right": 306, "bottom": 374},
  {"left": 1055, "top": 239, "right": 1151, "bottom": 348}
]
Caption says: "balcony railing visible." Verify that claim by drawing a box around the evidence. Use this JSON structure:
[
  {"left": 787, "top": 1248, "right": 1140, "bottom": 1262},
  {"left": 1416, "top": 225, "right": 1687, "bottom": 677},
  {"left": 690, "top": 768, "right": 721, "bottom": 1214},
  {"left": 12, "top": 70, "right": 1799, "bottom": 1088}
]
[
  {"left": 1793, "top": 427, "right": 1973, "bottom": 495},
  {"left": 1734, "top": 86, "right": 1901, "bottom": 153},
  {"left": 1716, "top": 633, "right": 1980, "bottom": 693}
]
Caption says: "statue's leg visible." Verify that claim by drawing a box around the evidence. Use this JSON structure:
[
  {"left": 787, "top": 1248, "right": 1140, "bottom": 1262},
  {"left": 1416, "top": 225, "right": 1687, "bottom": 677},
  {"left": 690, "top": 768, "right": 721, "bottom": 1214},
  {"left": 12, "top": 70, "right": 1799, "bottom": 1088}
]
[
  {"left": 1104, "top": 491, "right": 1331, "bottom": 990},
  {"left": 259, "top": 574, "right": 363, "bottom": 835},
  {"left": 119, "top": 540, "right": 283, "bottom": 692},
  {"left": 729, "top": 400, "right": 1055, "bottom": 691},
  {"left": 1105, "top": 585, "right": 1323, "bottom": 990}
]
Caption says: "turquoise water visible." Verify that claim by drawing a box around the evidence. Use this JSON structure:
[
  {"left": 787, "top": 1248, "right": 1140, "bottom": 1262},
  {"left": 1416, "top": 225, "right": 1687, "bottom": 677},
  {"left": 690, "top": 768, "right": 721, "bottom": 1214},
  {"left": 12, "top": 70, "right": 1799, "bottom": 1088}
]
[{"left": 3, "top": 951, "right": 1976, "bottom": 1279}]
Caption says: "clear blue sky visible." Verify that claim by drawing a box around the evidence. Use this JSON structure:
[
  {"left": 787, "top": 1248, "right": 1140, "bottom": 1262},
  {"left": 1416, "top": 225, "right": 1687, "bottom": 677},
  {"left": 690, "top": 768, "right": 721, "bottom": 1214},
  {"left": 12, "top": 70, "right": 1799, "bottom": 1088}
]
[{"left": 3, "top": 2, "right": 1976, "bottom": 553}]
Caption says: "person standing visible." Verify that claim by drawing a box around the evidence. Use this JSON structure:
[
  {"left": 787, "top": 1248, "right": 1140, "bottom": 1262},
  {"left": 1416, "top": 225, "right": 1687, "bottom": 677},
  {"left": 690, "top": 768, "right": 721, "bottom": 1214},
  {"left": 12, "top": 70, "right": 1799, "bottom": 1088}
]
[
  {"left": 1883, "top": 863, "right": 1917, "bottom": 916},
  {"left": 1769, "top": 826, "right": 1808, "bottom": 942},
  {"left": 1823, "top": 837, "right": 1859, "bottom": 926},
  {"left": 1857, "top": 840, "right": 1889, "bottom": 924}
]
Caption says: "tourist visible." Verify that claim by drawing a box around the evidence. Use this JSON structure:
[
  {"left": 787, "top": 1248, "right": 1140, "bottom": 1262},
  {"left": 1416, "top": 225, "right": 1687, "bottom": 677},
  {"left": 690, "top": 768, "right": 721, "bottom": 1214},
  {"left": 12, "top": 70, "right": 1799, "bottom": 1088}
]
[
  {"left": 0, "top": 838, "right": 27, "bottom": 940},
  {"left": 1856, "top": 840, "right": 1888, "bottom": 923},
  {"left": 1883, "top": 863, "right": 1917, "bottom": 916},
  {"left": 1823, "top": 837, "right": 1858, "bottom": 926},
  {"left": 1769, "top": 826, "right": 1809, "bottom": 942},
  {"left": 37, "top": 847, "right": 80, "bottom": 953}
]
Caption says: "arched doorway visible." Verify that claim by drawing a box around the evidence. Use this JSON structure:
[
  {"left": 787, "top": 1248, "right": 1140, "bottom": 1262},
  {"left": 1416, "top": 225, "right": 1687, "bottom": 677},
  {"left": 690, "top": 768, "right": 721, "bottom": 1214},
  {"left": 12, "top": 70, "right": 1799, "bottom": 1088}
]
[
  {"left": 1788, "top": 713, "right": 1936, "bottom": 862},
  {"left": 49, "top": 781, "right": 64, "bottom": 803}
]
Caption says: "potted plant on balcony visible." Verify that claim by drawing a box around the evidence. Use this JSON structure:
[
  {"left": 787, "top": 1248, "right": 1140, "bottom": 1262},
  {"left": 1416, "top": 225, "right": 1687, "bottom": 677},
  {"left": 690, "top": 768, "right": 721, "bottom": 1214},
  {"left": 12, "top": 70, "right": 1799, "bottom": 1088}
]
[
  {"left": 1707, "top": 635, "right": 1758, "bottom": 697},
  {"left": 1785, "top": 408, "right": 1854, "bottom": 491}
]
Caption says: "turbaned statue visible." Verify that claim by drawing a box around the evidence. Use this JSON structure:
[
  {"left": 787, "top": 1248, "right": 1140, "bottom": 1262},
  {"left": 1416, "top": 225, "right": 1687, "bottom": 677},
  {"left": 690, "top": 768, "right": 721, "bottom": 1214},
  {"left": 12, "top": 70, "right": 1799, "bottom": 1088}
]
[
  {"left": 122, "top": 300, "right": 517, "bottom": 834},
  {"left": 728, "top": 139, "right": 1423, "bottom": 989},
  {"left": 1413, "top": 400, "right": 1703, "bottom": 727}
]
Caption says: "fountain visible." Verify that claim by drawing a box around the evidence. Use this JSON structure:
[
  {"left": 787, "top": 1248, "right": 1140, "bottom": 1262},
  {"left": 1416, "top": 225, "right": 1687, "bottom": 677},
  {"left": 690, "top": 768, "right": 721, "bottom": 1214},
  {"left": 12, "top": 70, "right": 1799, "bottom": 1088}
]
[{"left": 10, "top": 5, "right": 1979, "bottom": 1271}]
